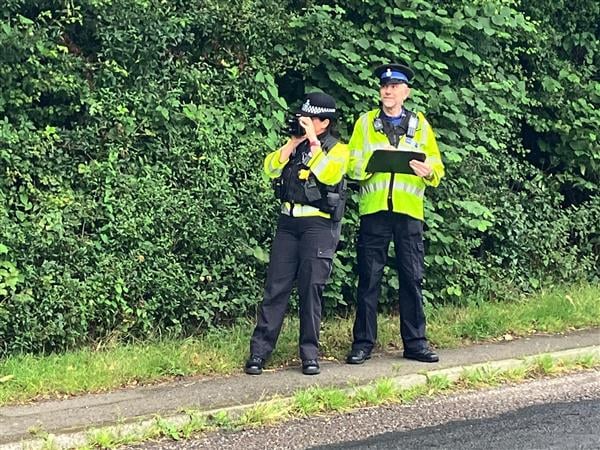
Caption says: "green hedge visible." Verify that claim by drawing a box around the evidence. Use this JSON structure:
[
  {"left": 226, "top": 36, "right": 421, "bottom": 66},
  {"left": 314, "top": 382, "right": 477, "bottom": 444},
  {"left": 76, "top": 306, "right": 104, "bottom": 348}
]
[{"left": 0, "top": 0, "right": 598, "bottom": 355}]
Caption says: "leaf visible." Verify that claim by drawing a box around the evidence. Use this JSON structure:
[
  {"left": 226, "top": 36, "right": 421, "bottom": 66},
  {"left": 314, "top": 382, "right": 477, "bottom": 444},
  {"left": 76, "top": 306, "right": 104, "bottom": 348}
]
[
  {"left": 267, "top": 84, "right": 278, "bottom": 99},
  {"left": 464, "top": 6, "right": 477, "bottom": 17},
  {"left": 356, "top": 38, "right": 369, "bottom": 49},
  {"left": 0, "top": 374, "right": 15, "bottom": 383},
  {"left": 156, "top": 106, "right": 170, "bottom": 120},
  {"left": 397, "top": 10, "right": 417, "bottom": 19},
  {"left": 252, "top": 246, "right": 269, "bottom": 263},
  {"left": 491, "top": 15, "right": 505, "bottom": 26},
  {"left": 18, "top": 15, "right": 34, "bottom": 25}
]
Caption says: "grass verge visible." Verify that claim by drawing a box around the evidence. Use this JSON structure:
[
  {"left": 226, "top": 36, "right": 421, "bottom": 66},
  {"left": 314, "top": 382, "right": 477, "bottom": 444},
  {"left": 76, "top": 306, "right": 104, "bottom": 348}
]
[
  {"left": 33, "top": 352, "right": 599, "bottom": 450},
  {"left": 1, "top": 282, "right": 598, "bottom": 405}
]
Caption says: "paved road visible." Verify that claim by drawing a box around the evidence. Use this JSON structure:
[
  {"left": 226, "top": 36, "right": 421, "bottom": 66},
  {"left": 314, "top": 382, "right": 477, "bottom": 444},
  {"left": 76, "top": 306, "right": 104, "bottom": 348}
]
[
  {"left": 315, "top": 398, "right": 600, "bottom": 449},
  {"left": 133, "top": 370, "right": 600, "bottom": 450}
]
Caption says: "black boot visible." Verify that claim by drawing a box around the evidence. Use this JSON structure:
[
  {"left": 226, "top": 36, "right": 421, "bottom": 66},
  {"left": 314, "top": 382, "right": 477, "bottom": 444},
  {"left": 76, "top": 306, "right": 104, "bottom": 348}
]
[
  {"left": 302, "top": 359, "right": 320, "bottom": 375},
  {"left": 244, "top": 355, "right": 266, "bottom": 375}
]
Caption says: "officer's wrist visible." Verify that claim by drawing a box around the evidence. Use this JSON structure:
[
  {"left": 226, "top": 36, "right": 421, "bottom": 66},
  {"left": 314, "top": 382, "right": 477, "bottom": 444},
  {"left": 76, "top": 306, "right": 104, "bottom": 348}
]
[{"left": 309, "top": 139, "right": 320, "bottom": 148}]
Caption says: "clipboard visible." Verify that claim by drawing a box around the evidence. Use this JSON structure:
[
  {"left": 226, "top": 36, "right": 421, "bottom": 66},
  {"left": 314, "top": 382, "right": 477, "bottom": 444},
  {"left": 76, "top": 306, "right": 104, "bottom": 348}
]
[{"left": 365, "top": 149, "right": 426, "bottom": 174}]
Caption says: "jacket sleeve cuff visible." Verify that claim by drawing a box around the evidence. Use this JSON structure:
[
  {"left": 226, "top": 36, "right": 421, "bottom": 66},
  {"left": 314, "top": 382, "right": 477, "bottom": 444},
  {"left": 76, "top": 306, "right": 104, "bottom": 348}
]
[
  {"left": 264, "top": 150, "right": 287, "bottom": 178},
  {"left": 423, "top": 171, "right": 440, "bottom": 187}
]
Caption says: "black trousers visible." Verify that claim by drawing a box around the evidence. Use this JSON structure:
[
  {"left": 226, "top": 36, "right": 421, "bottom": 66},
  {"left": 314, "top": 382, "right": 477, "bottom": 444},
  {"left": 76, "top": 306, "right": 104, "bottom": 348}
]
[
  {"left": 351, "top": 211, "right": 428, "bottom": 353},
  {"left": 250, "top": 214, "right": 340, "bottom": 361}
]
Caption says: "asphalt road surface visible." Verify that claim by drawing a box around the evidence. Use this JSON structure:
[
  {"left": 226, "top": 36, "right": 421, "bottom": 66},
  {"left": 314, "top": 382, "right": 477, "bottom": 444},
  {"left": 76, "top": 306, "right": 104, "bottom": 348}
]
[
  {"left": 133, "top": 370, "right": 600, "bottom": 450},
  {"left": 314, "top": 397, "right": 599, "bottom": 449}
]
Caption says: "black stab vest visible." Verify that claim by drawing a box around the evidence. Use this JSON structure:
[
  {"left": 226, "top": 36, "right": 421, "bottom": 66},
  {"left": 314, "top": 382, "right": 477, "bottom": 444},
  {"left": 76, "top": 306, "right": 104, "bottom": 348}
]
[{"left": 272, "top": 133, "right": 345, "bottom": 216}]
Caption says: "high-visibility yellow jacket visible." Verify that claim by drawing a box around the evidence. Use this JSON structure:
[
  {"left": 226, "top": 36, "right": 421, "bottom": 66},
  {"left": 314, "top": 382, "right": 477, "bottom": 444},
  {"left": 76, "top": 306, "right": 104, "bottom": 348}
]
[
  {"left": 265, "top": 140, "right": 349, "bottom": 218},
  {"left": 348, "top": 109, "right": 444, "bottom": 220}
]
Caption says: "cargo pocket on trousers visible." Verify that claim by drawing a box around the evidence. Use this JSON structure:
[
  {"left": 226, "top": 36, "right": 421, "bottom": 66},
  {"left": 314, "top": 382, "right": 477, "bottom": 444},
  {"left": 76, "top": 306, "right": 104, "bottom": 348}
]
[
  {"left": 317, "top": 247, "right": 335, "bottom": 282},
  {"left": 413, "top": 241, "right": 425, "bottom": 281}
]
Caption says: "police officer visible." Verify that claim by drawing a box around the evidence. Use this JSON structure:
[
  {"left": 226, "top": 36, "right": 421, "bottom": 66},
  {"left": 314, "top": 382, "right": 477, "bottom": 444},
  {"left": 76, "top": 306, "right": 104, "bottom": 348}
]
[
  {"left": 245, "top": 92, "right": 349, "bottom": 375},
  {"left": 345, "top": 64, "right": 444, "bottom": 364}
]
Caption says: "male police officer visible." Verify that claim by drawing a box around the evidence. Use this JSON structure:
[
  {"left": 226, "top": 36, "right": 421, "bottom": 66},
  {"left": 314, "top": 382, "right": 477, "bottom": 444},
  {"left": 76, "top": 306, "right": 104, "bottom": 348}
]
[
  {"left": 346, "top": 64, "right": 444, "bottom": 364},
  {"left": 245, "top": 92, "right": 349, "bottom": 375}
]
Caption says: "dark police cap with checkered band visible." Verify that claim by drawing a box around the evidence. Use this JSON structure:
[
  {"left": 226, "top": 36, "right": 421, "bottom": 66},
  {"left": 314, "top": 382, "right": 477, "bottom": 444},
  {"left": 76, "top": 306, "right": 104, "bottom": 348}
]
[{"left": 297, "top": 92, "right": 337, "bottom": 119}]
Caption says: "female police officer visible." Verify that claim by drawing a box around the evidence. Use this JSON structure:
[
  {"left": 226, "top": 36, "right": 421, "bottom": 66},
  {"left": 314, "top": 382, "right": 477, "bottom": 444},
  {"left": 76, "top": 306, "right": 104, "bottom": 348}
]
[{"left": 245, "top": 92, "right": 349, "bottom": 375}]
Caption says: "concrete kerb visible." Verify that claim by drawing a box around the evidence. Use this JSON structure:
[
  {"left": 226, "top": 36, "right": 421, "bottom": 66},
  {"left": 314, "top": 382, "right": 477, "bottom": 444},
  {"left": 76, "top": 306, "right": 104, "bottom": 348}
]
[{"left": 5, "top": 345, "right": 599, "bottom": 450}]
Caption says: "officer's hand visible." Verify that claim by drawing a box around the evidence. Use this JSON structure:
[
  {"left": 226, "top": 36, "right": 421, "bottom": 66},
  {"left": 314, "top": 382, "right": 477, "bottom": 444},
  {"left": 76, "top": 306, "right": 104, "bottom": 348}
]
[
  {"left": 290, "top": 134, "right": 307, "bottom": 147},
  {"left": 298, "top": 116, "right": 317, "bottom": 141},
  {"left": 409, "top": 160, "right": 433, "bottom": 179}
]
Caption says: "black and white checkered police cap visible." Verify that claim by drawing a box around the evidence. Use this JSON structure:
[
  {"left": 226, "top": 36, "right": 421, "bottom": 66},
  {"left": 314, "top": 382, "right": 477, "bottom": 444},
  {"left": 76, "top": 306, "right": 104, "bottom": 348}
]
[{"left": 298, "top": 92, "right": 337, "bottom": 119}]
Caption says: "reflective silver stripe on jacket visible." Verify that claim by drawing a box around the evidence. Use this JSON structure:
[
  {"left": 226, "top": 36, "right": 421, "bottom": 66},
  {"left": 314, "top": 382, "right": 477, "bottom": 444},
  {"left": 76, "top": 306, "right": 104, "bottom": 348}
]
[
  {"left": 360, "top": 180, "right": 425, "bottom": 198},
  {"left": 311, "top": 155, "right": 328, "bottom": 175},
  {"left": 311, "top": 150, "right": 345, "bottom": 174},
  {"left": 350, "top": 141, "right": 381, "bottom": 157},
  {"left": 350, "top": 115, "right": 372, "bottom": 178},
  {"left": 419, "top": 117, "right": 428, "bottom": 146},
  {"left": 281, "top": 203, "right": 329, "bottom": 217}
]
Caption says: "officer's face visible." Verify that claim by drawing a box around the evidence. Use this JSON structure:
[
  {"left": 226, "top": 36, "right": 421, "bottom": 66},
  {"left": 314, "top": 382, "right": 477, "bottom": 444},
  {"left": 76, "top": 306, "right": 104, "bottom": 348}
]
[
  {"left": 310, "top": 117, "right": 330, "bottom": 135},
  {"left": 379, "top": 82, "right": 410, "bottom": 110}
]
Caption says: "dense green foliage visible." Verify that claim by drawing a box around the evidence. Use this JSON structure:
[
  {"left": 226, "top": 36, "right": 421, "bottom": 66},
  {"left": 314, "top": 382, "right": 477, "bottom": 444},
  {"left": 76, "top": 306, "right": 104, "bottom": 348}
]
[{"left": 1, "top": 0, "right": 598, "bottom": 355}]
